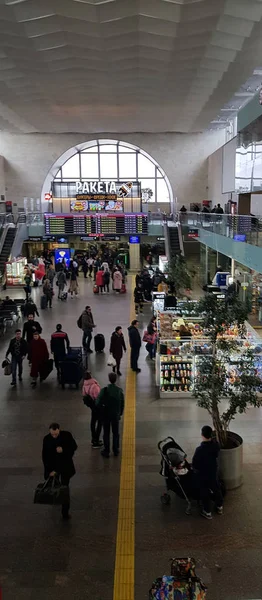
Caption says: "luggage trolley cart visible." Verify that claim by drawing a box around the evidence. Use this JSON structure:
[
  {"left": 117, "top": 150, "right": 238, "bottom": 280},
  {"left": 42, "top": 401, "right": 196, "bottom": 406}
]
[
  {"left": 59, "top": 346, "right": 87, "bottom": 389},
  {"left": 158, "top": 436, "right": 197, "bottom": 515}
]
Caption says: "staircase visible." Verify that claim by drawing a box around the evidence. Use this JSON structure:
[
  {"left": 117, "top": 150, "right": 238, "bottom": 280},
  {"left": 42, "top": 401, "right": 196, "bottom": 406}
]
[{"left": 0, "top": 227, "right": 16, "bottom": 274}]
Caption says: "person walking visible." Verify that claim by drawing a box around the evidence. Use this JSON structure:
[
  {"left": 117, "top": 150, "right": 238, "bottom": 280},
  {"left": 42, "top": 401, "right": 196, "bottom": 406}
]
[
  {"left": 43, "top": 278, "right": 53, "bottom": 308},
  {"left": 192, "top": 425, "right": 223, "bottom": 520},
  {"left": 134, "top": 283, "right": 144, "bottom": 315},
  {"left": 24, "top": 270, "right": 32, "bottom": 301},
  {"left": 46, "top": 265, "right": 56, "bottom": 288},
  {"left": 82, "top": 372, "right": 102, "bottom": 448},
  {"left": 23, "top": 297, "right": 39, "bottom": 318},
  {"left": 79, "top": 305, "right": 96, "bottom": 353},
  {"left": 5, "top": 328, "right": 28, "bottom": 386},
  {"left": 87, "top": 256, "right": 94, "bottom": 278},
  {"left": 113, "top": 268, "right": 122, "bottom": 293},
  {"left": 82, "top": 257, "right": 88, "bottom": 279},
  {"left": 145, "top": 316, "right": 157, "bottom": 360},
  {"left": 93, "top": 257, "right": 100, "bottom": 282},
  {"left": 96, "top": 372, "right": 124, "bottom": 458},
  {"left": 103, "top": 268, "right": 110, "bottom": 293},
  {"left": 50, "top": 324, "right": 70, "bottom": 375},
  {"left": 22, "top": 314, "right": 42, "bottom": 345},
  {"left": 96, "top": 267, "right": 105, "bottom": 294},
  {"left": 109, "top": 326, "right": 126, "bottom": 376},
  {"left": 57, "top": 269, "right": 67, "bottom": 299},
  {"left": 128, "top": 319, "right": 141, "bottom": 373},
  {"left": 29, "top": 331, "right": 49, "bottom": 388},
  {"left": 69, "top": 270, "right": 78, "bottom": 298},
  {"left": 42, "top": 422, "right": 77, "bottom": 520}
]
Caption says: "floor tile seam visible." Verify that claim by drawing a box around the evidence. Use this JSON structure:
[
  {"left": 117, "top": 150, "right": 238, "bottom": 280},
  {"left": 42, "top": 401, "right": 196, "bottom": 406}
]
[{"left": 113, "top": 276, "right": 136, "bottom": 600}]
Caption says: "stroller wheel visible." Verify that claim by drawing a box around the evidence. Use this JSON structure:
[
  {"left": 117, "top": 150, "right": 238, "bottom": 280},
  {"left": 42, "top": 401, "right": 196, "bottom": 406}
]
[{"left": 161, "top": 493, "right": 171, "bottom": 506}]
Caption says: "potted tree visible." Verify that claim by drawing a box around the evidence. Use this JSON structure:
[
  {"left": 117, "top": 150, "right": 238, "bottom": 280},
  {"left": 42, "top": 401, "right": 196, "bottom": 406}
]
[
  {"left": 165, "top": 255, "right": 192, "bottom": 298},
  {"left": 193, "top": 294, "right": 261, "bottom": 489}
]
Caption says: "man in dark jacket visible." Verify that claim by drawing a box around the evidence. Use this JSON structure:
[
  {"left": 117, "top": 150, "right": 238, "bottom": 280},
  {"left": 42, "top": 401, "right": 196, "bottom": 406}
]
[
  {"left": 192, "top": 425, "right": 223, "bottom": 520},
  {"left": 22, "top": 313, "right": 42, "bottom": 345},
  {"left": 128, "top": 319, "right": 141, "bottom": 373},
  {"left": 6, "top": 329, "right": 28, "bottom": 386},
  {"left": 109, "top": 326, "right": 126, "bottom": 376},
  {"left": 23, "top": 298, "right": 39, "bottom": 318},
  {"left": 96, "top": 373, "right": 124, "bottom": 458},
  {"left": 42, "top": 423, "right": 78, "bottom": 520},
  {"left": 80, "top": 306, "right": 96, "bottom": 353},
  {"left": 50, "top": 324, "right": 70, "bottom": 372}
]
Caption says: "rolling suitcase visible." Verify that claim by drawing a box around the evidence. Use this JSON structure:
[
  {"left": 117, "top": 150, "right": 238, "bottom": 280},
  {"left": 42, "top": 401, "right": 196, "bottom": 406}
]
[
  {"left": 94, "top": 333, "right": 105, "bottom": 353},
  {"left": 93, "top": 284, "right": 99, "bottom": 294},
  {"left": 40, "top": 295, "right": 47, "bottom": 309}
]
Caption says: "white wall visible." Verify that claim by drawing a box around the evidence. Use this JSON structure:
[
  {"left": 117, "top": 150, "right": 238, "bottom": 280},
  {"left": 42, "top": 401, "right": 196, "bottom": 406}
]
[
  {"left": 0, "top": 130, "right": 226, "bottom": 211},
  {"left": 251, "top": 194, "right": 262, "bottom": 215}
]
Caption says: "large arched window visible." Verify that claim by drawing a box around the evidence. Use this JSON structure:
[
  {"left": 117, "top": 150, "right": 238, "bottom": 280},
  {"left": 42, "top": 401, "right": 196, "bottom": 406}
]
[{"left": 42, "top": 139, "right": 172, "bottom": 207}]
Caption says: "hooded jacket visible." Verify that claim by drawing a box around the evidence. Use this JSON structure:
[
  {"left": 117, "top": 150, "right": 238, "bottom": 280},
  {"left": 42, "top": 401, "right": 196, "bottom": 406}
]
[
  {"left": 192, "top": 440, "right": 220, "bottom": 484},
  {"left": 81, "top": 310, "right": 94, "bottom": 332},
  {"left": 128, "top": 325, "right": 141, "bottom": 349}
]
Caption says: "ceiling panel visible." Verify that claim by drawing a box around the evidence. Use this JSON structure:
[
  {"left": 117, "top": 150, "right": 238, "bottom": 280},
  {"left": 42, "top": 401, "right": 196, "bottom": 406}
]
[{"left": 0, "top": 0, "right": 260, "bottom": 132}]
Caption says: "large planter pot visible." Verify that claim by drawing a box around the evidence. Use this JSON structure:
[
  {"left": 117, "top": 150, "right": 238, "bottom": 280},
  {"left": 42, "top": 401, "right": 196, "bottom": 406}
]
[{"left": 218, "top": 432, "right": 243, "bottom": 490}]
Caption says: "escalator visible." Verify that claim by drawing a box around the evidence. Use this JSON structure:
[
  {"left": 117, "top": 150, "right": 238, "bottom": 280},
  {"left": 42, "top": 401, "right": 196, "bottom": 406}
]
[
  {"left": 164, "top": 221, "right": 184, "bottom": 260},
  {"left": 0, "top": 227, "right": 16, "bottom": 275}
]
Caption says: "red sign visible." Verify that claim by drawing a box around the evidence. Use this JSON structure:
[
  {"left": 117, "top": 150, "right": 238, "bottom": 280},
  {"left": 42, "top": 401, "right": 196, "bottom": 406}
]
[
  {"left": 188, "top": 229, "right": 199, "bottom": 239},
  {"left": 45, "top": 192, "right": 52, "bottom": 201}
]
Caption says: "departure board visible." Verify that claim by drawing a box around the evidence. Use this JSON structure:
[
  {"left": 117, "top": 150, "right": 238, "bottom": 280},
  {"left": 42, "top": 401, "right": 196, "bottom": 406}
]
[{"left": 44, "top": 213, "right": 148, "bottom": 236}]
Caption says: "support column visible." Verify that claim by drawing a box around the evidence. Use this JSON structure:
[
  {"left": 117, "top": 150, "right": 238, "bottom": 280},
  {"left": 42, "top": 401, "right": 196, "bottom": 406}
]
[
  {"left": 231, "top": 258, "right": 235, "bottom": 279},
  {"left": 129, "top": 243, "right": 140, "bottom": 272}
]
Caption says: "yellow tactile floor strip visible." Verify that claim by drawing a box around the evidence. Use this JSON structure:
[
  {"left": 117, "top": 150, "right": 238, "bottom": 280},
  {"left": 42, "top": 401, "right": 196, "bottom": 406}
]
[{"left": 113, "top": 279, "right": 136, "bottom": 600}]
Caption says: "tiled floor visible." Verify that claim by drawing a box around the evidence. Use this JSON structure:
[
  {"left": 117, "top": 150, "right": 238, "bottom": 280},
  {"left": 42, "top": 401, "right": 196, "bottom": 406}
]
[{"left": 0, "top": 275, "right": 262, "bottom": 600}]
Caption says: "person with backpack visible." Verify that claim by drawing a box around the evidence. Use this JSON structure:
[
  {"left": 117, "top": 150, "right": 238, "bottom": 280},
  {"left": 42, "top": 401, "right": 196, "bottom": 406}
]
[
  {"left": 23, "top": 297, "right": 39, "bottom": 318},
  {"left": 78, "top": 306, "right": 96, "bottom": 353},
  {"left": 96, "top": 372, "right": 124, "bottom": 458},
  {"left": 134, "top": 283, "right": 144, "bottom": 315},
  {"left": 82, "top": 372, "right": 102, "bottom": 448},
  {"left": 43, "top": 278, "right": 53, "bottom": 308},
  {"left": 24, "top": 270, "right": 32, "bottom": 301}
]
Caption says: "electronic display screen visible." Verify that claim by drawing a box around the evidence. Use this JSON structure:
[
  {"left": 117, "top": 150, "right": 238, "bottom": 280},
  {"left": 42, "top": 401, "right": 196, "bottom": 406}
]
[
  {"left": 44, "top": 213, "right": 148, "bottom": 236},
  {"left": 55, "top": 248, "right": 70, "bottom": 267}
]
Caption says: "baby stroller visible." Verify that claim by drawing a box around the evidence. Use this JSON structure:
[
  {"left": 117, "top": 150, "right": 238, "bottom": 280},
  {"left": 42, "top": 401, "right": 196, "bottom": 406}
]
[{"left": 158, "top": 436, "right": 198, "bottom": 515}]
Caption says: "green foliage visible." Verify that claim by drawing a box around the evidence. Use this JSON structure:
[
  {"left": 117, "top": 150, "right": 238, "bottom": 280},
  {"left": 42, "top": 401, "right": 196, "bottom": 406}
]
[
  {"left": 165, "top": 255, "right": 192, "bottom": 296},
  {"left": 193, "top": 294, "right": 261, "bottom": 447}
]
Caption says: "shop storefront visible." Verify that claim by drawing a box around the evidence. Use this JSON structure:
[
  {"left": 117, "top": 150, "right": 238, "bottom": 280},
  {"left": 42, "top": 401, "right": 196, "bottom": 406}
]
[{"left": 156, "top": 307, "right": 262, "bottom": 398}]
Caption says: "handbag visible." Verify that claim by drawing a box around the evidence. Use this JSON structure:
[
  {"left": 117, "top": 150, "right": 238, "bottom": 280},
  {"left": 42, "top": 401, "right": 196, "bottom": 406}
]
[
  {"left": 83, "top": 394, "right": 94, "bottom": 408},
  {"left": 34, "top": 475, "right": 69, "bottom": 506},
  {"left": 2, "top": 358, "right": 11, "bottom": 376},
  {"left": 142, "top": 330, "right": 153, "bottom": 343},
  {"left": 107, "top": 354, "right": 116, "bottom": 367}
]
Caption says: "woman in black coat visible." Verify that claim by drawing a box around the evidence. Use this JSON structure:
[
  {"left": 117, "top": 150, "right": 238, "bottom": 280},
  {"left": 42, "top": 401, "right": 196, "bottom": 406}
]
[{"left": 109, "top": 326, "right": 126, "bottom": 376}]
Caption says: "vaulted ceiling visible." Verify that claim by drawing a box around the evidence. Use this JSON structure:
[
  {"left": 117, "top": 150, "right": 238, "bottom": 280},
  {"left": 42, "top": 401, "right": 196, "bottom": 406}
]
[{"left": 0, "top": 0, "right": 262, "bottom": 133}]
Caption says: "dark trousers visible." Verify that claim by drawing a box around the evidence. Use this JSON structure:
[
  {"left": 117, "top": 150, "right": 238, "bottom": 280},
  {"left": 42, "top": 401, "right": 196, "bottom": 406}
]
[
  {"left": 24, "top": 285, "right": 31, "bottom": 301},
  {"left": 99, "top": 286, "right": 104, "bottom": 294},
  {"left": 60, "top": 474, "right": 70, "bottom": 517},
  {"left": 104, "top": 283, "right": 110, "bottom": 293},
  {"left": 91, "top": 407, "right": 102, "bottom": 444},
  {"left": 146, "top": 342, "right": 155, "bottom": 359},
  {"left": 103, "top": 417, "right": 119, "bottom": 455},
  {"left": 11, "top": 356, "right": 23, "bottom": 383},
  {"left": 83, "top": 268, "right": 88, "bottom": 279},
  {"left": 135, "top": 302, "right": 143, "bottom": 313},
  {"left": 89, "top": 266, "right": 93, "bottom": 277},
  {"left": 200, "top": 480, "right": 223, "bottom": 513},
  {"left": 113, "top": 356, "right": 121, "bottom": 374},
  {"left": 131, "top": 347, "right": 140, "bottom": 371},
  {"left": 82, "top": 330, "right": 92, "bottom": 351}
]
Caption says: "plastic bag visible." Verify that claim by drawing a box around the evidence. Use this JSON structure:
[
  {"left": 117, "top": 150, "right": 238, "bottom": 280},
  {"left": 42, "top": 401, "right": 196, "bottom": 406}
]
[{"left": 107, "top": 354, "right": 116, "bottom": 367}]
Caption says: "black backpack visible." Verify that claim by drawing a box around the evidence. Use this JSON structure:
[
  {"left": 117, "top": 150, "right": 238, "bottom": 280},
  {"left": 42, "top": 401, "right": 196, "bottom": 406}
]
[
  {"left": 83, "top": 394, "right": 94, "bottom": 409},
  {"left": 77, "top": 315, "right": 82, "bottom": 329}
]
